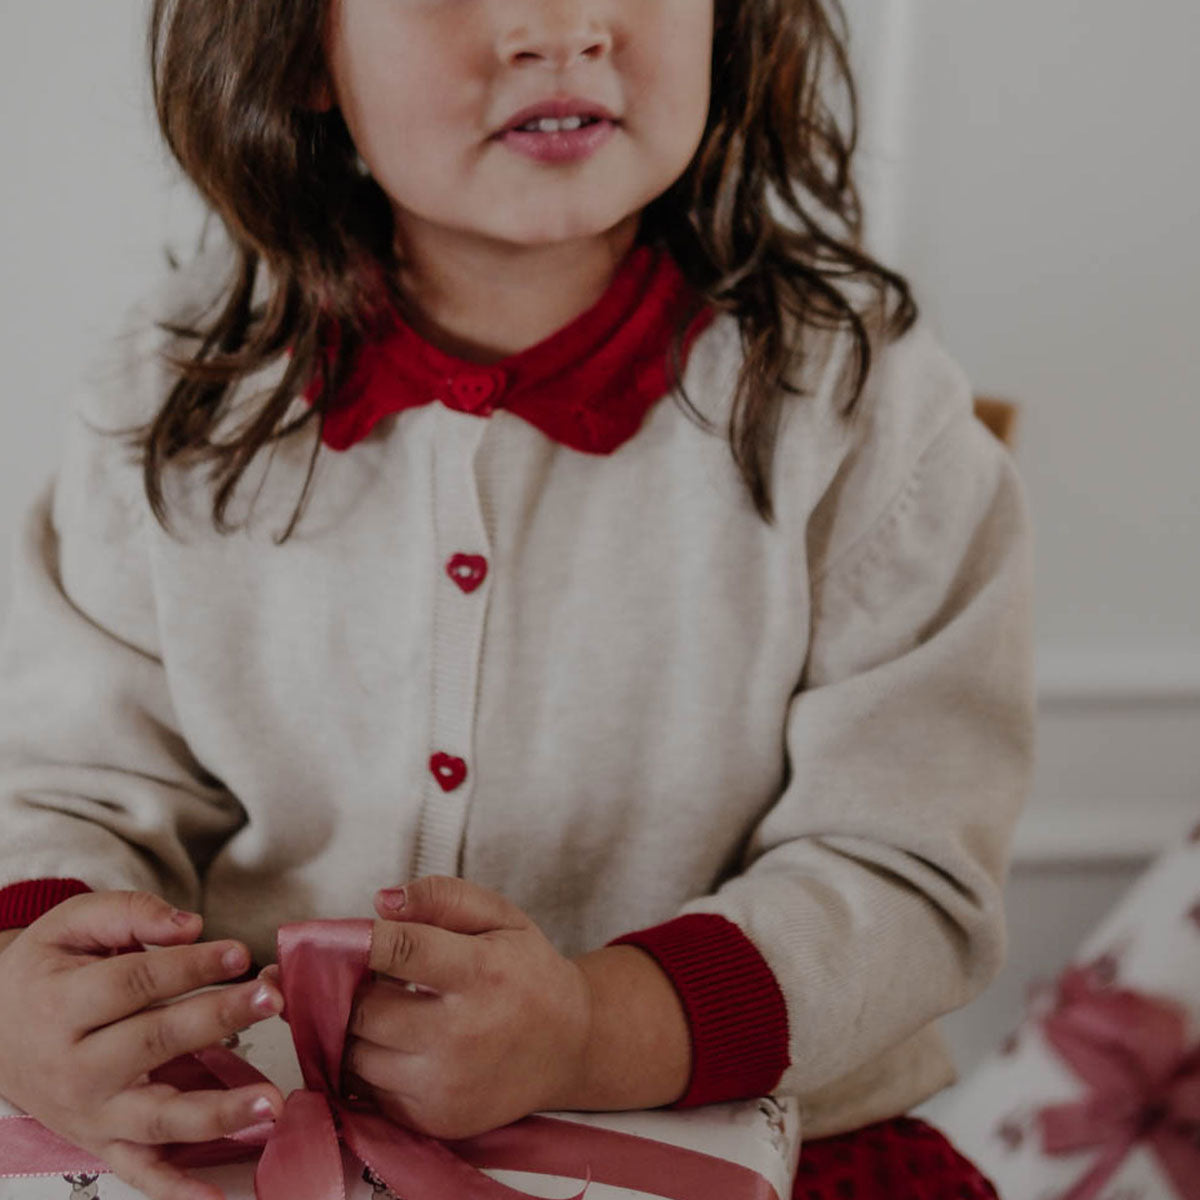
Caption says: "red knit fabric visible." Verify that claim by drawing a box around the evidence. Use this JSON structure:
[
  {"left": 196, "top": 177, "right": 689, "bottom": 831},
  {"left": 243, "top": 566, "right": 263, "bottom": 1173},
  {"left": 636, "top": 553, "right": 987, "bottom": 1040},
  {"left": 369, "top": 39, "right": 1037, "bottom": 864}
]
[
  {"left": 791, "top": 1117, "right": 1000, "bottom": 1200},
  {"left": 299, "top": 243, "right": 716, "bottom": 454},
  {"left": 0, "top": 877, "right": 93, "bottom": 931},
  {"left": 608, "top": 912, "right": 791, "bottom": 1107}
]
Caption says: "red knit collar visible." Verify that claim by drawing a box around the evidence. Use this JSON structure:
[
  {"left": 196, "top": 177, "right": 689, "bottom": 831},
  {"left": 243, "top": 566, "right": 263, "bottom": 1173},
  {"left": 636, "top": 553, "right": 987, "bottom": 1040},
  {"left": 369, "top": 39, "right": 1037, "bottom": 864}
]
[{"left": 302, "top": 244, "right": 716, "bottom": 454}]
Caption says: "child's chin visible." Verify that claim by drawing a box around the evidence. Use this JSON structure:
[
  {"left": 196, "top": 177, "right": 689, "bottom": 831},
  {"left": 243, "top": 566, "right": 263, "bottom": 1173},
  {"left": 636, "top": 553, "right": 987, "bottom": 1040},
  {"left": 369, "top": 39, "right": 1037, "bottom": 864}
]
[{"left": 494, "top": 206, "right": 635, "bottom": 249}]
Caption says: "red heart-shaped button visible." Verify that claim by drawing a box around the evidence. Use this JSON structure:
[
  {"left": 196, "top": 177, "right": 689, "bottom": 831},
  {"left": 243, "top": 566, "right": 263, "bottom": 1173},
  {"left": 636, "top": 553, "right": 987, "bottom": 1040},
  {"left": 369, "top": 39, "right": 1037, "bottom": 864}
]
[
  {"left": 446, "top": 554, "right": 488, "bottom": 595},
  {"left": 429, "top": 753, "right": 468, "bottom": 793},
  {"left": 448, "top": 373, "right": 499, "bottom": 413}
]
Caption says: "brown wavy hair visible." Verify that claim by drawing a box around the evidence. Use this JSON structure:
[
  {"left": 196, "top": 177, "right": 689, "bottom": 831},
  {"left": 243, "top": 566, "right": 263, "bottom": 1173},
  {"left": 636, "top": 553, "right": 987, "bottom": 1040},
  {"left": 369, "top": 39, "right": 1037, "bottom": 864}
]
[{"left": 135, "top": 0, "right": 916, "bottom": 540}]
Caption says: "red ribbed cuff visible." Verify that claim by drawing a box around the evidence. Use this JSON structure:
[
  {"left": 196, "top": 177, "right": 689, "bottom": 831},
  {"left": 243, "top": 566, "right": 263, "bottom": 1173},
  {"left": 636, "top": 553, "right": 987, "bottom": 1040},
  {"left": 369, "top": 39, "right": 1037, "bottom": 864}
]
[
  {"left": 608, "top": 912, "right": 790, "bottom": 1107},
  {"left": 0, "top": 878, "right": 93, "bottom": 931}
]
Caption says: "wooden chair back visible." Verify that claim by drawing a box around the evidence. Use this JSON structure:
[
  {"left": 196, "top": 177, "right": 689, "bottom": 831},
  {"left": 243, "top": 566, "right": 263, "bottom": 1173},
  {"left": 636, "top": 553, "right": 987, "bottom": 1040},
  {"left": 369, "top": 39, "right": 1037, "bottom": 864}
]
[{"left": 973, "top": 396, "right": 1019, "bottom": 447}]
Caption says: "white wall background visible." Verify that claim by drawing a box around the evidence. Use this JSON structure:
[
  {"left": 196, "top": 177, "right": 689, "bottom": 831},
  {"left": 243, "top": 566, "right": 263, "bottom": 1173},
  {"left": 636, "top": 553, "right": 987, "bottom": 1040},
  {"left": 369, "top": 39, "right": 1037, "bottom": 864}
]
[
  {"left": 841, "top": 0, "right": 1200, "bottom": 1091},
  {"left": 847, "top": 0, "right": 1200, "bottom": 646},
  {"left": 2, "top": 0, "right": 1198, "bottom": 1083},
  {"left": 0, "top": 0, "right": 207, "bottom": 567}
]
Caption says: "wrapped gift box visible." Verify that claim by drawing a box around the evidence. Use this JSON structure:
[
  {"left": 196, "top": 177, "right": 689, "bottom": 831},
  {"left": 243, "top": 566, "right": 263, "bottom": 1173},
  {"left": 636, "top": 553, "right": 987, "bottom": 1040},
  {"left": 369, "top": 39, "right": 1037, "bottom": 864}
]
[
  {"left": 1, "top": 921, "right": 802, "bottom": 1200},
  {"left": 935, "top": 819, "right": 1200, "bottom": 1200}
]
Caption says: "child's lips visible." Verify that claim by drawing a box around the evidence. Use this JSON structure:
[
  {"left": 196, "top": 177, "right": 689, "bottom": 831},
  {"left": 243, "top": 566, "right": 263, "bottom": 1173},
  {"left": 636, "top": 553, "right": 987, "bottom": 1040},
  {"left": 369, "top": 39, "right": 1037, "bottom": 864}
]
[{"left": 498, "top": 119, "right": 618, "bottom": 165}]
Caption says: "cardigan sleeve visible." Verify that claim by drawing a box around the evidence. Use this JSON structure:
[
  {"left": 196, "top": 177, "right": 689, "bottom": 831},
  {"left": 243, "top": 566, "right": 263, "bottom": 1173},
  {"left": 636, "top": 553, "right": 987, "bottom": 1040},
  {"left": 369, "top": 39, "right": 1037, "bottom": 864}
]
[
  {"left": 612, "top": 323, "right": 1035, "bottom": 1123},
  {"left": 0, "top": 286, "right": 247, "bottom": 925}
]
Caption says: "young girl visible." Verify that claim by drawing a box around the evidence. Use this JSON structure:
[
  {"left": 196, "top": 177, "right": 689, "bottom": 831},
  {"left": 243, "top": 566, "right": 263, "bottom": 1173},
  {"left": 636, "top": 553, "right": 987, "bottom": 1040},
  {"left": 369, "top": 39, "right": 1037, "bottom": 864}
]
[{"left": 0, "top": 2, "right": 1032, "bottom": 1199}]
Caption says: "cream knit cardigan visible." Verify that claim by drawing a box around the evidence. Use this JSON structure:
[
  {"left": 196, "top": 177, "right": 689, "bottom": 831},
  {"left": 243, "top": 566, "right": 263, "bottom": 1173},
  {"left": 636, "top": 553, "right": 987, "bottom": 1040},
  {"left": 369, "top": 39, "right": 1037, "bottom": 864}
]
[{"left": 0, "top": 246, "right": 1034, "bottom": 1138}]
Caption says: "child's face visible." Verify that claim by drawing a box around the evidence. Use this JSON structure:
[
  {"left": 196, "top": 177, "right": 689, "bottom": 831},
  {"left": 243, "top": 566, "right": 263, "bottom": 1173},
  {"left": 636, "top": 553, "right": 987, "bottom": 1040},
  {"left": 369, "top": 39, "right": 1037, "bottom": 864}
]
[{"left": 321, "top": 0, "right": 714, "bottom": 254}]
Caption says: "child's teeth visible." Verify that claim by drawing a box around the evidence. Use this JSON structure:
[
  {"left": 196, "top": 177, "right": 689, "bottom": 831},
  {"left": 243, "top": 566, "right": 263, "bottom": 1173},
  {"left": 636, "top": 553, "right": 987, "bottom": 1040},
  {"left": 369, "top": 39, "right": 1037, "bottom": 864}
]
[{"left": 525, "top": 116, "right": 589, "bottom": 133}]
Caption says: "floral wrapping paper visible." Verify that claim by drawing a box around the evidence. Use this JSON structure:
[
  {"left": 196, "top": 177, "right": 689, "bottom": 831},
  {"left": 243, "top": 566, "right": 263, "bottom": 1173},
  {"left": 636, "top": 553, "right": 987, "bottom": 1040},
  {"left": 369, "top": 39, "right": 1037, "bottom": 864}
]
[
  {"left": 0, "top": 1007, "right": 802, "bottom": 1200},
  {"left": 935, "top": 818, "right": 1200, "bottom": 1200}
]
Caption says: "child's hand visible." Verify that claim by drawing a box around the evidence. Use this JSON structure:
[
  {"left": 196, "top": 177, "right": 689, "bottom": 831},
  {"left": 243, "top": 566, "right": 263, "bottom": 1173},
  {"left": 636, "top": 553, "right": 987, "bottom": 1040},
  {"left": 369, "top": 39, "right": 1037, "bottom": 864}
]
[
  {"left": 0, "top": 891, "right": 286, "bottom": 1200},
  {"left": 341, "top": 876, "right": 593, "bottom": 1139}
]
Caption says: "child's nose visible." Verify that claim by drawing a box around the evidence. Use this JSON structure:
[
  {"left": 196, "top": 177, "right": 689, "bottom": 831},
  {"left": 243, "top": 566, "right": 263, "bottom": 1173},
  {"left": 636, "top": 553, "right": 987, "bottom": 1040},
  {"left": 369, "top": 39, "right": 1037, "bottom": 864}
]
[{"left": 497, "top": 8, "right": 614, "bottom": 69}]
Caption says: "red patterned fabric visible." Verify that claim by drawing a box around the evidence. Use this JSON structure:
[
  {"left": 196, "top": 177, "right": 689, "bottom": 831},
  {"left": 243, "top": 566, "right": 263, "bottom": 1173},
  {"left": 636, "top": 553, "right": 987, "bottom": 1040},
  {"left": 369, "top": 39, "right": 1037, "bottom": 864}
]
[
  {"left": 0, "top": 877, "right": 92, "bottom": 931},
  {"left": 792, "top": 1118, "right": 1001, "bottom": 1200}
]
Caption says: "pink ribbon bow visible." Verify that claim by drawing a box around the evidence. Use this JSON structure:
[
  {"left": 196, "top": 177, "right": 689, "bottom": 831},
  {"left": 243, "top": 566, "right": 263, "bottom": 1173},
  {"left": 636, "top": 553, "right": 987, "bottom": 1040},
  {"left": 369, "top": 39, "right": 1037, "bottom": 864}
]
[
  {"left": 1036, "top": 965, "right": 1200, "bottom": 1200},
  {"left": 1, "top": 920, "right": 784, "bottom": 1200}
]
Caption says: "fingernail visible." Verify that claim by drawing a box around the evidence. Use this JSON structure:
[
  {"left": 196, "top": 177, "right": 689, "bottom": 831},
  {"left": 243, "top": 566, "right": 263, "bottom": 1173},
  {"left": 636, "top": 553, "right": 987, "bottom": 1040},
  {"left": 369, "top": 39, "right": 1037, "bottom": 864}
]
[
  {"left": 378, "top": 886, "right": 407, "bottom": 912},
  {"left": 171, "top": 908, "right": 200, "bottom": 926},
  {"left": 222, "top": 945, "right": 249, "bottom": 973},
  {"left": 251, "top": 984, "right": 281, "bottom": 1015},
  {"left": 250, "top": 1096, "right": 276, "bottom": 1121}
]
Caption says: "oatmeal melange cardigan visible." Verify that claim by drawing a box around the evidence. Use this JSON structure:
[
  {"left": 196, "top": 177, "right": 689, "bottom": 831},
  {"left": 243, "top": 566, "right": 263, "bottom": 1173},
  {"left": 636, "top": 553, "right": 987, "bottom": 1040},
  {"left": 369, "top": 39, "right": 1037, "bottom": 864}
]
[{"left": 0, "top": 243, "right": 1034, "bottom": 1138}]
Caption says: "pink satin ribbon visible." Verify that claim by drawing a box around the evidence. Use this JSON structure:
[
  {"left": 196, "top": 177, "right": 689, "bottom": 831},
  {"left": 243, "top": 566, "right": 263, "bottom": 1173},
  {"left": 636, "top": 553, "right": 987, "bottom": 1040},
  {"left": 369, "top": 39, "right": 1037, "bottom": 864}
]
[
  {"left": 1036, "top": 965, "right": 1200, "bottom": 1200},
  {"left": 1, "top": 920, "right": 783, "bottom": 1200}
]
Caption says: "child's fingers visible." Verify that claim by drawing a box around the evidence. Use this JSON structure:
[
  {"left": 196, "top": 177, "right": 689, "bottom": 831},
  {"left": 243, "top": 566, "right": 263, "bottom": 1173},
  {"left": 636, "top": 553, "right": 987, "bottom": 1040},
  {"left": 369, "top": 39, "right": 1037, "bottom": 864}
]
[
  {"left": 38, "top": 890, "right": 205, "bottom": 956},
  {"left": 256, "top": 964, "right": 288, "bottom": 1023},
  {"left": 343, "top": 1036, "right": 411, "bottom": 1090},
  {"left": 367, "top": 919, "right": 479, "bottom": 994},
  {"left": 103, "top": 1081, "right": 280, "bottom": 1148},
  {"left": 101, "top": 1138, "right": 224, "bottom": 1200},
  {"left": 80, "top": 976, "right": 283, "bottom": 1089},
  {"left": 348, "top": 981, "right": 438, "bottom": 1052},
  {"left": 75, "top": 939, "right": 254, "bottom": 1032},
  {"left": 375, "top": 875, "right": 531, "bottom": 934}
]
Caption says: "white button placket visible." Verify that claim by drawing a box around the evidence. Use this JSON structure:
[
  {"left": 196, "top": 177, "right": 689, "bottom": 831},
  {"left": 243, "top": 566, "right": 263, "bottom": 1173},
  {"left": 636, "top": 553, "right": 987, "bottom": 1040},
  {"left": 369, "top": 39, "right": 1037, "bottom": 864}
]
[{"left": 412, "top": 411, "right": 493, "bottom": 879}]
